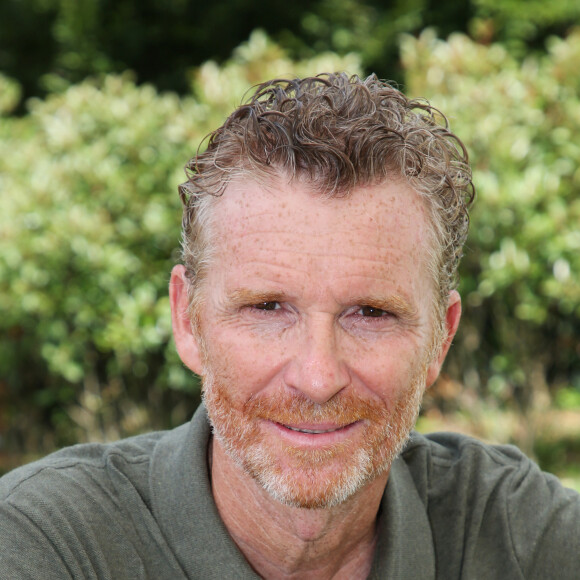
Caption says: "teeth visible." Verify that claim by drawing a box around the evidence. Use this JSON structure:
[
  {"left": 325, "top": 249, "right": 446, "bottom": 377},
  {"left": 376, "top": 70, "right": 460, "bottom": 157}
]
[{"left": 285, "top": 426, "right": 341, "bottom": 434}]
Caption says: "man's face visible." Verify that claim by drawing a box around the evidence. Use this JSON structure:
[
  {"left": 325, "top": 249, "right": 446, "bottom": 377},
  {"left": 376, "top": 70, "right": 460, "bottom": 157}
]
[{"left": 173, "top": 176, "right": 459, "bottom": 509}]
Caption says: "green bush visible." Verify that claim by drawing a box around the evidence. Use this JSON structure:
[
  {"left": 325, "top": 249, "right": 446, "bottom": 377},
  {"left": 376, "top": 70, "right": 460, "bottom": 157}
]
[
  {"left": 2, "top": 27, "right": 580, "bottom": 460},
  {"left": 402, "top": 29, "right": 580, "bottom": 412},
  {"left": 0, "top": 34, "right": 359, "bottom": 454}
]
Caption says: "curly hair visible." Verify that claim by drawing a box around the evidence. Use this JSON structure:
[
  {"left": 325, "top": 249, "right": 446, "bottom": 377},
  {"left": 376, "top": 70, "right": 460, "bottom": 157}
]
[{"left": 178, "top": 72, "right": 474, "bottom": 322}]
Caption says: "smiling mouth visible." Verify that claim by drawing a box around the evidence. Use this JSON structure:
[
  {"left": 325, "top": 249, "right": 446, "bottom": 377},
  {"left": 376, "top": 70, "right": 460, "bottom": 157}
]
[{"left": 282, "top": 424, "right": 351, "bottom": 434}]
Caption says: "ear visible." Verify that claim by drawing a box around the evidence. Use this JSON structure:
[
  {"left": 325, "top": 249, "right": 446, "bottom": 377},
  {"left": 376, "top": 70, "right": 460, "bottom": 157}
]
[
  {"left": 425, "top": 290, "right": 462, "bottom": 388},
  {"left": 170, "top": 265, "right": 203, "bottom": 375}
]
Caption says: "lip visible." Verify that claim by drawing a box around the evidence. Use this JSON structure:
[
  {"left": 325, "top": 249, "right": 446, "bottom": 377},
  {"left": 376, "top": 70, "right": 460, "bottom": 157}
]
[
  {"left": 279, "top": 422, "right": 351, "bottom": 434},
  {"left": 265, "top": 419, "right": 362, "bottom": 447},
  {"left": 285, "top": 425, "right": 343, "bottom": 434}
]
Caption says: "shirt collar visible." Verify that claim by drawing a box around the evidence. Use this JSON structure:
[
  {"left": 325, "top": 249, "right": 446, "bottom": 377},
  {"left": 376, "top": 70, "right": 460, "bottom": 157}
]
[
  {"left": 150, "top": 404, "right": 258, "bottom": 578},
  {"left": 370, "top": 443, "right": 435, "bottom": 578}
]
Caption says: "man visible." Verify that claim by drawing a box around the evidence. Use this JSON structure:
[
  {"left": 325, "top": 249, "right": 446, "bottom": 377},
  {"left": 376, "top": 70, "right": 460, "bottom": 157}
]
[{"left": 1, "top": 73, "right": 578, "bottom": 579}]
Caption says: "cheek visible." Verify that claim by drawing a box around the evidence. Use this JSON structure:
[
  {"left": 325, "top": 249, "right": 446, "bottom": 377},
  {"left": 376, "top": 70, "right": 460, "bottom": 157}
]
[
  {"left": 348, "top": 339, "right": 429, "bottom": 399},
  {"left": 202, "top": 328, "right": 286, "bottom": 399}
]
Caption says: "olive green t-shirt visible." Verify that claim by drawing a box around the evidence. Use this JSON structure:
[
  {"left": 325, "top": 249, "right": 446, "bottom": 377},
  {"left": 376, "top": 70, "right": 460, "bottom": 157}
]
[{"left": 1, "top": 405, "right": 579, "bottom": 579}]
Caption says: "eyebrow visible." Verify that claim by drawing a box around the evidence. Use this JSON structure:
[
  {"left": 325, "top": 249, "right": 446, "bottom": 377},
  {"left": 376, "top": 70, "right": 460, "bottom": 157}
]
[{"left": 226, "top": 288, "right": 287, "bottom": 306}]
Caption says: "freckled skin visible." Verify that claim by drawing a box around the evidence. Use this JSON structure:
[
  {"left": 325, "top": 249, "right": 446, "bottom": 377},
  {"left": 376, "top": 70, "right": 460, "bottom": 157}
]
[
  {"left": 206, "top": 181, "right": 433, "bottom": 362},
  {"left": 170, "top": 175, "right": 461, "bottom": 579}
]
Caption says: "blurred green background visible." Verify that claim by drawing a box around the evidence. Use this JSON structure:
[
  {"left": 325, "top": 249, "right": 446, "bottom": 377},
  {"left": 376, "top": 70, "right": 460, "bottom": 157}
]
[{"left": 1, "top": 0, "right": 579, "bottom": 488}]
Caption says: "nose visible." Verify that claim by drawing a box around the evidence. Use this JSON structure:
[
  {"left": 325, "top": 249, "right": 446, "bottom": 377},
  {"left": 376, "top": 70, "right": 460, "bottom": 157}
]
[{"left": 282, "top": 315, "right": 350, "bottom": 404}]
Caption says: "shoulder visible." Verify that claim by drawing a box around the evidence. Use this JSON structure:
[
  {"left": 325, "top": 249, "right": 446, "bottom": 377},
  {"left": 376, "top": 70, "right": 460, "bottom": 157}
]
[
  {"left": 1, "top": 428, "right": 169, "bottom": 501},
  {"left": 0, "top": 426, "right": 188, "bottom": 579},
  {"left": 404, "top": 429, "right": 528, "bottom": 462},
  {"left": 401, "top": 430, "right": 579, "bottom": 508},
  {"left": 402, "top": 429, "right": 533, "bottom": 483},
  {"left": 400, "top": 431, "right": 580, "bottom": 579}
]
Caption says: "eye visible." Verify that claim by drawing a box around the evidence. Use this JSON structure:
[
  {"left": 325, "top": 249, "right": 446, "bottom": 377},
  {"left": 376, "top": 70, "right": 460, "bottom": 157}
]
[
  {"left": 358, "top": 306, "right": 389, "bottom": 318},
  {"left": 253, "top": 301, "right": 281, "bottom": 311}
]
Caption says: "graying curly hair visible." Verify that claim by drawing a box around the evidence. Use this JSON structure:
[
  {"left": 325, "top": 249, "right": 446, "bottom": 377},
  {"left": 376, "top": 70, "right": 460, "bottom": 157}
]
[{"left": 178, "top": 72, "right": 474, "bottom": 324}]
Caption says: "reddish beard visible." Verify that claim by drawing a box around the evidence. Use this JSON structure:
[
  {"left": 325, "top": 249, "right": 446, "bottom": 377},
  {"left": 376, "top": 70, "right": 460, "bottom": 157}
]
[{"left": 202, "top": 366, "right": 426, "bottom": 509}]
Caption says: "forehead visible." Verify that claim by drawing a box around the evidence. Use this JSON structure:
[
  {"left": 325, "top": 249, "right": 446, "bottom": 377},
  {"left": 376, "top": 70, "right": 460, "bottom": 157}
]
[
  {"left": 202, "top": 176, "right": 435, "bottom": 301},
  {"left": 212, "top": 176, "right": 430, "bottom": 248}
]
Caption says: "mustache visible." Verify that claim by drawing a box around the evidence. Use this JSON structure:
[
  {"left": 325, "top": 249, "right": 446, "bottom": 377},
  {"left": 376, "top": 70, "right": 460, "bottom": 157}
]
[{"left": 241, "top": 389, "right": 392, "bottom": 426}]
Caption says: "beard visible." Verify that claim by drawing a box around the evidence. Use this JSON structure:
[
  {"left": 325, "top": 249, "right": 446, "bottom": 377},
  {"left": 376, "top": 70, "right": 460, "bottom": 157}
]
[{"left": 202, "top": 362, "right": 426, "bottom": 510}]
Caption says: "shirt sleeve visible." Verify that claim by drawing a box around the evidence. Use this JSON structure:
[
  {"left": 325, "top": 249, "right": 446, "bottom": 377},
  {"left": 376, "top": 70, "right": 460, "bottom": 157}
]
[{"left": 506, "top": 457, "right": 580, "bottom": 579}]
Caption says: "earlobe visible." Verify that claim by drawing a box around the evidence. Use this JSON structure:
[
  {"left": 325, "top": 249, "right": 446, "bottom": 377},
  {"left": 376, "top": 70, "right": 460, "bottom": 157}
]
[
  {"left": 425, "top": 290, "right": 462, "bottom": 388},
  {"left": 169, "top": 265, "right": 203, "bottom": 375}
]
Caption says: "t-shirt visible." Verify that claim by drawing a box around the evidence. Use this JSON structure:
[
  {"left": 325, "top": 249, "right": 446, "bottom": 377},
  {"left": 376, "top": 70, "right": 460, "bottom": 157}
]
[{"left": 1, "top": 404, "right": 579, "bottom": 579}]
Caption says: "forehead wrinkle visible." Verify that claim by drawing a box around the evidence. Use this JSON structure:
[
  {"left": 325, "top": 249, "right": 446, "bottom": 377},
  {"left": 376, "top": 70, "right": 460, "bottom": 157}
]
[
  {"left": 220, "top": 217, "right": 427, "bottom": 254},
  {"left": 224, "top": 243, "right": 418, "bottom": 265},
  {"left": 227, "top": 258, "right": 314, "bottom": 279},
  {"left": 220, "top": 204, "right": 426, "bottom": 246},
  {"left": 224, "top": 223, "right": 419, "bottom": 244},
  {"left": 223, "top": 253, "right": 427, "bottom": 295}
]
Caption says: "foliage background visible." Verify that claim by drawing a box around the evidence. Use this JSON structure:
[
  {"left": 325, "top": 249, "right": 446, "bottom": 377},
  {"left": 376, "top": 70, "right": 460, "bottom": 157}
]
[{"left": 1, "top": 0, "right": 579, "bottom": 484}]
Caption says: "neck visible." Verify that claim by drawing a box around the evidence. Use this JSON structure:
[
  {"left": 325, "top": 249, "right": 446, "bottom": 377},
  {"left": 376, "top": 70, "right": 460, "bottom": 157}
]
[{"left": 210, "top": 438, "right": 388, "bottom": 580}]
